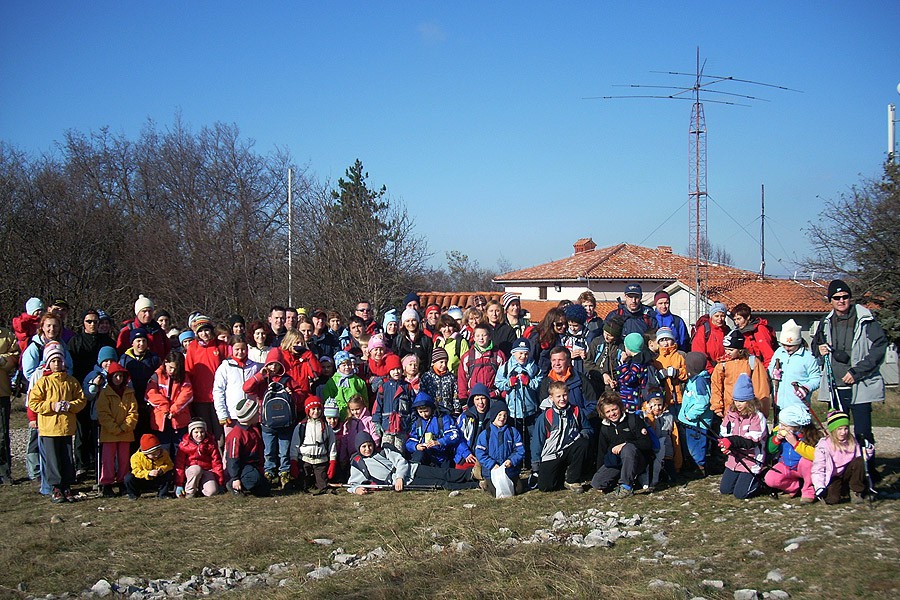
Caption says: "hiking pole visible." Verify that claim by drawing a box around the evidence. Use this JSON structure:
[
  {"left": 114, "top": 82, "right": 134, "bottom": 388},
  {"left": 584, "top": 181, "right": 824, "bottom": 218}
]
[
  {"left": 771, "top": 358, "right": 782, "bottom": 424},
  {"left": 856, "top": 434, "right": 877, "bottom": 498},
  {"left": 788, "top": 381, "right": 826, "bottom": 431},
  {"left": 823, "top": 355, "right": 843, "bottom": 412},
  {"left": 685, "top": 422, "right": 770, "bottom": 470}
]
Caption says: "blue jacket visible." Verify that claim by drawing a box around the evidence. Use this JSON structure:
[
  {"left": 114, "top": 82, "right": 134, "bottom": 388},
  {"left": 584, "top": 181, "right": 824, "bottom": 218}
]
[
  {"left": 405, "top": 412, "right": 460, "bottom": 464},
  {"left": 119, "top": 349, "right": 161, "bottom": 401},
  {"left": 373, "top": 377, "right": 412, "bottom": 434},
  {"left": 769, "top": 346, "right": 820, "bottom": 412},
  {"left": 604, "top": 304, "right": 658, "bottom": 338},
  {"left": 454, "top": 404, "right": 491, "bottom": 463},
  {"left": 494, "top": 356, "right": 542, "bottom": 419},
  {"left": 678, "top": 372, "right": 713, "bottom": 430},
  {"left": 655, "top": 312, "right": 691, "bottom": 352},
  {"left": 531, "top": 404, "right": 593, "bottom": 463},
  {"left": 475, "top": 423, "right": 524, "bottom": 481}
]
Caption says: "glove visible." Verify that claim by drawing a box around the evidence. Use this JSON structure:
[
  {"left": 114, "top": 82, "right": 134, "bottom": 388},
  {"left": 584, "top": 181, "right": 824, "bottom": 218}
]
[
  {"left": 175, "top": 486, "right": 185, "bottom": 498},
  {"left": 290, "top": 460, "right": 300, "bottom": 480},
  {"left": 519, "top": 373, "right": 530, "bottom": 386},
  {"left": 327, "top": 460, "right": 337, "bottom": 481},
  {"left": 793, "top": 385, "right": 809, "bottom": 401},
  {"left": 666, "top": 366, "right": 677, "bottom": 378},
  {"left": 374, "top": 423, "right": 384, "bottom": 437},
  {"left": 772, "top": 368, "right": 783, "bottom": 381},
  {"left": 508, "top": 374, "right": 519, "bottom": 387},
  {"left": 718, "top": 438, "right": 732, "bottom": 454}
]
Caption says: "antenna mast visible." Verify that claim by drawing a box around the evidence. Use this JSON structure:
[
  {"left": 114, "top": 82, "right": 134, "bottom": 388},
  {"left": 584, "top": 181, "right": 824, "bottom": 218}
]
[
  {"left": 760, "top": 184, "right": 766, "bottom": 278},
  {"left": 287, "top": 168, "right": 293, "bottom": 308},
  {"left": 688, "top": 48, "right": 707, "bottom": 322}
]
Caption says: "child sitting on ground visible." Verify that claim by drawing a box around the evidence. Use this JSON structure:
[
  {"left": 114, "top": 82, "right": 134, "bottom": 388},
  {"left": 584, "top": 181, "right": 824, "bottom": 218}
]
[
  {"left": 347, "top": 432, "right": 477, "bottom": 494},
  {"left": 717, "top": 374, "right": 768, "bottom": 500},
  {"left": 95, "top": 362, "right": 138, "bottom": 497},
  {"left": 175, "top": 420, "right": 225, "bottom": 498},
  {"left": 372, "top": 354, "right": 412, "bottom": 450},
  {"left": 591, "top": 394, "right": 654, "bottom": 498},
  {"left": 764, "top": 404, "right": 821, "bottom": 502},
  {"left": 225, "top": 398, "right": 270, "bottom": 496},
  {"left": 453, "top": 383, "right": 493, "bottom": 475},
  {"left": 339, "top": 394, "right": 380, "bottom": 470},
  {"left": 405, "top": 392, "right": 460, "bottom": 467},
  {"left": 532, "top": 380, "right": 592, "bottom": 493},
  {"left": 474, "top": 400, "right": 525, "bottom": 498},
  {"left": 678, "top": 352, "right": 715, "bottom": 477},
  {"left": 289, "top": 396, "right": 337, "bottom": 493},
  {"left": 812, "top": 410, "right": 875, "bottom": 504},
  {"left": 124, "top": 433, "right": 175, "bottom": 500}
]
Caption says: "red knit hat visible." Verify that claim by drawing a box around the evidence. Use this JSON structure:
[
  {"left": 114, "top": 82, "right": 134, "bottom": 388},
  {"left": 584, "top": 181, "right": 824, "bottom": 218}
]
[
  {"left": 384, "top": 354, "right": 402, "bottom": 372},
  {"left": 305, "top": 395, "right": 323, "bottom": 414},
  {"left": 140, "top": 434, "right": 162, "bottom": 454}
]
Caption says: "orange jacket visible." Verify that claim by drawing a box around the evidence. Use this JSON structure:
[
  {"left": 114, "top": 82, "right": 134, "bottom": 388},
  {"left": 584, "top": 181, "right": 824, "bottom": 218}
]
[
  {"left": 710, "top": 356, "right": 771, "bottom": 418},
  {"left": 145, "top": 366, "right": 194, "bottom": 431}
]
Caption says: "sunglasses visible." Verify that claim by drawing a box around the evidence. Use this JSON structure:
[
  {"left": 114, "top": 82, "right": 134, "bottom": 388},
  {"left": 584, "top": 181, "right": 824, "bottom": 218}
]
[
  {"left": 831, "top": 295, "right": 851, "bottom": 301},
  {"left": 84, "top": 319, "right": 98, "bottom": 324},
  {"left": 554, "top": 322, "right": 566, "bottom": 327}
]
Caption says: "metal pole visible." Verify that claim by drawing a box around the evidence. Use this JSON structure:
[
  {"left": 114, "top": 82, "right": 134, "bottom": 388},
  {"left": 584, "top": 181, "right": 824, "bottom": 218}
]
[
  {"left": 760, "top": 184, "right": 765, "bottom": 278},
  {"left": 889, "top": 104, "right": 896, "bottom": 164},
  {"left": 287, "top": 168, "right": 293, "bottom": 308}
]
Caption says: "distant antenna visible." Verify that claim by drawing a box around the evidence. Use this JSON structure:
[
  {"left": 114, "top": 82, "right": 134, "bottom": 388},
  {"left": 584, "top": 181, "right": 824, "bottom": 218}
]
[
  {"left": 587, "top": 47, "right": 800, "bottom": 323},
  {"left": 760, "top": 184, "right": 766, "bottom": 278}
]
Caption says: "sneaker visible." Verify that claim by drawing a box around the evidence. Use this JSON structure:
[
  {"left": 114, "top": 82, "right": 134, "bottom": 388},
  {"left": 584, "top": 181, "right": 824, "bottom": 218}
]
[
  {"left": 50, "top": 488, "right": 65, "bottom": 504},
  {"left": 101, "top": 485, "right": 115, "bottom": 498},
  {"left": 265, "top": 471, "right": 279, "bottom": 485},
  {"left": 800, "top": 496, "right": 816, "bottom": 504},
  {"left": 564, "top": 482, "right": 584, "bottom": 494},
  {"left": 611, "top": 485, "right": 634, "bottom": 499},
  {"left": 851, "top": 492, "right": 866, "bottom": 504},
  {"left": 63, "top": 488, "right": 76, "bottom": 503},
  {"left": 527, "top": 473, "right": 540, "bottom": 491},
  {"left": 478, "top": 480, "right": 489, "bottom": 492},
  {"left": 279, "top": 472, "right": 291, "bottom": 489}
]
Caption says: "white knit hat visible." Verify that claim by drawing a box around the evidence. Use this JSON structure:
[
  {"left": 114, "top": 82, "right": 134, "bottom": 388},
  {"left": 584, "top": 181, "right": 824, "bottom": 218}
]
[{"left": 778, "top": 319, "right": 802, "bottom": 346}]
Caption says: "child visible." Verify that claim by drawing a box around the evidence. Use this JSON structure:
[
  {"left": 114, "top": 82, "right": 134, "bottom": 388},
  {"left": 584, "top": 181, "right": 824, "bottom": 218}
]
[
  {"left": 711, "top": 330, "right": 772, "bottom": 419},
  {"left": 213, "top": 336, "right": 261, "bottom": 438},
  {"left": 347, "top": 432, "right": 477, "bottom": 494},
  {"left": 585, "top": 317, "right": 624, "bottom": 398},
  {"left": 643, "top": 389, "right": 676, "bottom": 489},
  {"left": 765, "top": 404, "right": 821, "bottom": 502},
  {"left": 615, "top": 333, "right": 657, "bottom": 413},
  {"left": 225, "top": 398, "right": 270, "bottom": 496},
  {"left": 119, "top": 328, "right": 161, "bottom": 436},
  {"left": 124, "top": 433, "right": 175, "bottom": 500},
  {"left": 313, "top": 356, "right": 334, "bottom": 400},
  {"left": 96, "top": 362, "right": 139, "bottom": 497},
  {"left": 591, "top": 395, "right": 654, "bottom": 498},
  {"left": 174, "top": 420, "right": 225, "bottom": 498},
  {"left": 289, "top": 396, "right": 337, "bottom": 493},
  {"left": 652, "top": 327, "right": 687, "bottom": 406},
  {"left": 420, "top": 347, "right": 459, "bottom": 415},
  {"left": 435, "top": 314, "right": 469, "bottom": 376},
  {"left": 324, "top": 399, "right": 346, "bottom": 482},
  {"left": 145, "top": 350, "right": 194, "bottom": 459},
  {"left": 474, "top": 400, "right": 525, "bottom": 498},
  {"left": 457, "top": 323, "right": 505, "bottom": 403},
  {"left": 717, "top": 374, "right": 768, "bottom": 500},
  {"left": 532, "top": 380, "right": 592, "bottom": 493},
  {"left": 405, "top": 392, "right": 460, "bottom": 468},
  {"left": 678, "top": 352, "right": 715, "bottom": 476},
  {"left": 560, "top": 304, "right": 590, "bottom": 375},
  {"left": 322, "top": 350, "right": 368, "bottom": 418},
  {"left": 402, "top": 353, "right": 421, "bottom": 393},
  {"left": 178, "top": 330, "right": 194, "bottom": 354},
  {"left": 366, "top": 334, "right": 393, "bottom": 382},
  {"left": 453, "top": 383, "right": 492, "bottom": 473},
  {"left": 339, "top": 395, "right": 381, "bottom": 469},
  {"left": 494, "top": 338, "right": 542, "bottom": 468},
  {"left": 28, "top": 342, "right": 87, "bottom": 502},
  {"left": 372, "top": 354, "right": 412, "bottom": 450},
  {"left": 812, "top": 410, "right": 875, "bottom": 504}
]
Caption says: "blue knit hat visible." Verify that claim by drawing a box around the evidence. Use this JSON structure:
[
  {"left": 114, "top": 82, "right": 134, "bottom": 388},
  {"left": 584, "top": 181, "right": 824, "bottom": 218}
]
[
  {"left": 97, "top": 346, "right": 118, "bottom": 366},
  {"left": 412, "top": 391, "right": 436, "bottom": 409},
  {"left": 709, "top": 302, "right": 728, "bottom": 317},
  {"left": 178, "top": 330, "right": 195, "bottom": 344},
  {"left": 779, "top": 404, "right": 812, "bottom": 427},
  {"left": 732, "top": 373, "right": 755, "bottom": 401},
  {"left": 564, "top": 303, "right": 588, "bottom": 325},
  {"left": 624, "top": 332, "right": 644, "bottom": 353},
  {"left": 382, "top": 308, "right": 400, "bottom": 330}
]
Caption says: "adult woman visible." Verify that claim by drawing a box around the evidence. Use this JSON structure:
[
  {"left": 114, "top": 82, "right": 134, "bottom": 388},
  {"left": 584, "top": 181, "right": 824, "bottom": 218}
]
[
  {"left": 461, "top": 307, "right": 483, "bottom": 342},
  {"left": 535, "top": 308, "right": 567, "bottom": 375},
  {"left": 731, "top": 303, "right": 776, "bottom": 368},
  {"left": 485, "top": 300, "right": 516, "bottom": 357},
  {"left": 691, "top": 302, "right": 730, "bottom": 374},
  {"left": 22, "top": 312, "right": 73, "bottom": 380},
  {"left": 265, "top": 329, "right": 321, "bottom": 408},
  {"left": 393, "top": 308, "right": 433, "bottom": 371},
  {"left": 247, "top": 320, "right": 271, "bottom": 365}
]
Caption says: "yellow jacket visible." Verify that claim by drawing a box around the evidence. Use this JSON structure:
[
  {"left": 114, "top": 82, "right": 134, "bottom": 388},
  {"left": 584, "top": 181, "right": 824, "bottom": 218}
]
[
  {"left": 96, "top": 385, "right": 139, "bottom": 443},
  {"left": 27, "top": 372, "right": 86, "bottom": 436},
  {"left": 129, "top": 449, "right": 174, "bottom": 480},
  {"left": 0, "top": 326, "right": 19, "bottom": 398}
]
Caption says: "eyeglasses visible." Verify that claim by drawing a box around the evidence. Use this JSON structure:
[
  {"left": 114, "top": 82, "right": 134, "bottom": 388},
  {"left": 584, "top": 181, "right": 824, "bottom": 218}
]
[
  {"left": 84, "top": 319, "right": 98, "bottom": 324},
  {"left": 831, "top": 295, "right": 851, "bottom": 301},
  {"left": 356, "top": 307, "right": 372, "bottom": 313},
  {"left": 554, "top": 321, "right": 566, "bottom": 328}
]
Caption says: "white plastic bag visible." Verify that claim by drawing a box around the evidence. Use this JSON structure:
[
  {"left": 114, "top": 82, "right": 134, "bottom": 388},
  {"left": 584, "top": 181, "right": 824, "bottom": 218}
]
[{"left": 491, "top": 465, "right": 515, "bottom": 499}]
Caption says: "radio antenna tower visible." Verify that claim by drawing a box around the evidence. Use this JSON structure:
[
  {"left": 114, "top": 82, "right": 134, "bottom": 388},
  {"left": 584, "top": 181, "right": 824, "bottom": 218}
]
[{"left": 586, "top": 47, "right": 799, "bottom": 323}]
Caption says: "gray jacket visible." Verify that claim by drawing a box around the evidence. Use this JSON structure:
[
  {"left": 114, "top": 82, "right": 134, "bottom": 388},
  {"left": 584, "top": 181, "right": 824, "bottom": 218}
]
[{"left": 816, "top": 304, "right": 887, "bottom": 404}]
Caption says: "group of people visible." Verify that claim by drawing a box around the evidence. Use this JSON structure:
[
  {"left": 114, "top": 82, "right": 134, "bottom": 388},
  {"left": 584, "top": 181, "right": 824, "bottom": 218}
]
[{"left": 0, "top": 278, "right": 886, "bottom": 506}]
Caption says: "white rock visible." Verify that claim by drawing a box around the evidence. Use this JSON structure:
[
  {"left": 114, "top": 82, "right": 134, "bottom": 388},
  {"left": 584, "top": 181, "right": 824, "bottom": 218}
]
[
  {"left": 50, "top": 515, "right": 64, "bottom": 524},
  {"left": 783, "top": 543, "right": 800, "bottom": 552},
  {"left": 278, "top": 578, "right": 294, "bottom": 587},
  {"left": 333, "top": 553, "right": 357, "bottom": 565},
  {"left": 501, "top": 537, "right": 520, "bottom": 547},
  {"left": 552, "top": 510, "right": 566, "bottom": 522},
  {"left": 430, "top": 544, "right": 444, "bottom": 553},
  {"left": 764, "top": 591, "right": 790, "bottom": 600},
  {"left": 448, "top": 490, "right": 460, "bottom": 497},
  {"left": 734, "top": 590, "right": 759, "bottom": 600},
  {"left": 462, "top": 503, "right": 476, "bottom": 509},
  {"left": 652, "top": 532, "right": 669, "bottom": 545},
  {"left": 81, "top": 521, "right": 93, "bottom": 527},
  {"left": 455, "top": 541, "right": 474, "bottom": 553},
  {"left": 648, "top": 579, "right": 681, "bottom": 590},
  {"left": 701, "top": 580, "right": 724, "bottom": 588},
  {"left": 583, "top": 530, "right": 612, "bottom": 548},
  {"left": 784, "top": 535, "right": 811, "bottom": 545},
  {"left": 748, "top": 549, "right": 765, "bottom": 557},
  {"left": 690, "top": 597, "right": 709, "bottom": 600},
  {"left": 307, "top": 567, "right": 334, "bottom": 580},
  {"left": 91, "top": 579, "right": 112, "bottom": 597},
  {"left": 713, "top": 517, "right": 727, "bottom": 523},
  {"left": 766, "top": 569, "right": 784, "bottom": 582},
  {"left": 311, "top": 538, "right": 334, "bottom": 545}
]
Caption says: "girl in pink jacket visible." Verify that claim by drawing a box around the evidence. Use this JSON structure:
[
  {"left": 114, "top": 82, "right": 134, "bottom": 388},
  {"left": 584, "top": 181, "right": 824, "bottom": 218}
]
[{"left": 812, "top": 410, "right": 874, "bottom": 504}]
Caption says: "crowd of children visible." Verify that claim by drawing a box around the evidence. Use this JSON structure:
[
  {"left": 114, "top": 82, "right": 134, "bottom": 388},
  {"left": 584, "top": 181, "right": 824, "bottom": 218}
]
[{"left": 0, "top": 287, "right": 880, "bottom": 507}]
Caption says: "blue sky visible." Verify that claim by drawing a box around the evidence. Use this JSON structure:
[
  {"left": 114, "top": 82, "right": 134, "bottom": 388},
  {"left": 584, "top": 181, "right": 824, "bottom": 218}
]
[{"left": 2, "top": 2, "right": 898, "bottom": 279}]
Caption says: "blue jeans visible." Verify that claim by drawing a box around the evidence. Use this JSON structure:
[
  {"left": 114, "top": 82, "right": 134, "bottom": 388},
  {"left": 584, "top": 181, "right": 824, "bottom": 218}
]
[
  {"left": 720, "top": 468, "right": 759, "bottom": 499},
  {"left": 684, "top": 426, "right": 708, "bottom": 468},
  {"left": 261, "top": 426, "right": 292, "bottom": 475}
]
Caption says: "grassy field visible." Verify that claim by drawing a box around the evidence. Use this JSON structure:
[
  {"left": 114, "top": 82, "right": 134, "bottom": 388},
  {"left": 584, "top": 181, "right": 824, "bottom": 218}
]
[{"left": 1, "top": 390, "right": 897, "bottom": 599}]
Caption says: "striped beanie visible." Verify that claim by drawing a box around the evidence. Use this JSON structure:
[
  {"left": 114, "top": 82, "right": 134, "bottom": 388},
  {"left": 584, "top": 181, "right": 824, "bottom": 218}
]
[{"left": 826, "top": 410, "right": 850, "bottom": 433}]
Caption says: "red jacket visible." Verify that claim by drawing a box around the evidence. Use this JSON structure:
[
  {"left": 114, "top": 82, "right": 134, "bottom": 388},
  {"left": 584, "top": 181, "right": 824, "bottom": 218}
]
[
  {"left": 742, "top": 317, "right": 776, "bottom": 369},
  {"left": 175, "top": 431, "right": 225, "bottom": 486},
  {"left": 116, "top": 318, "right": 170, "bottom": 359},
  {"left": 145, "top": 366, "right": 194, "bottom": 431},
  {"left": 225, "top": 423, "right": 264, "bottom": 477},
  {"left": 691, "top": 319, "right": 729, "bottom": 374},
  {"left": 265, "top": 347, "right": 320, "bottom": 402},
  {"left": 185, "top": 339, "right": 228, "bottom": 403},
  {"left": 12, "top": 312, "right": 39, "bottom": 354}
]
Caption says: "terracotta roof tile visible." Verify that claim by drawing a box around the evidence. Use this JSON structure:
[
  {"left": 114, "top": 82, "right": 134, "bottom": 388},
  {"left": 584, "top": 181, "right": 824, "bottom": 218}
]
[{"left": 705, "top": 278, "right": 830, "bottom": 313}]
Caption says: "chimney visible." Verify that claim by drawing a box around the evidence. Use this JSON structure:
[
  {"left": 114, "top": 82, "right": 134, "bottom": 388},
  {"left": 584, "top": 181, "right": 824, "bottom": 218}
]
[
  {"left": 657, "top": 245, "right": 673, "bottom": 254},
  {"left": 573, "top": 238, "right": 596, "bottom": 254}
]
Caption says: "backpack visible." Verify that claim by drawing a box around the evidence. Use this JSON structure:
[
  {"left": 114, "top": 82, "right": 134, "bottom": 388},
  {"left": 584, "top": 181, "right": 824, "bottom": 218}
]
[
  {"left": 614, "top": 302, "right": 655, "bottom": 330},
  {"left": 690, "top": 315, "right": 713, "bottom": 345},
  {"left": 544, "top": 405, "right": 580, "bottom": 439},
  {"left": 261, "top": 380, "right": 295, "bottom": 429},
  {"left": 464, "top": 349, "right": 501, "bottom": 392}
]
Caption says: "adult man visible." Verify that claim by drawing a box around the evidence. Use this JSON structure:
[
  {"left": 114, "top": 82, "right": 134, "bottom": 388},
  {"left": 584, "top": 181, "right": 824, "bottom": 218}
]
[
  {"left": 422, "top": 304, "right": 442, "bottom": 340},
  {"left": 0, "top": 322, "right": 19, "bottom": 484},
  {"left": 354, "top": 300, "right": 381, "bottom": 336},
  {"left": 538, "top": 346, "right": 598, "bottom": 416},
  {"left": 402, "top": 292, "right": 421, "bottom": 315},
  {"left": 116, "top": 295, "right": 169, "bottom": 359},
  {"left": 68, "top": 309, "right": 116, "bottom": 476},
  {"left": 284, "top": 307, "right": 298, "bottom": 332},
  {"left": 268, "top": 305, "right": 287, "bottom": 347},
  {"left": 502, "top": 292, "right": 531, "bottom": 339},
  {"left": 604, "top": 283, "right": 657, "bottom": 338},
  {"left": 813, "top": 280, "right": 887, "bottom": 445},
  {"left": 308, "top": 309, "right": 340, "bottom": 360},
  {"left": 653, "top": 291, "right": 690, "bottom": 352}
]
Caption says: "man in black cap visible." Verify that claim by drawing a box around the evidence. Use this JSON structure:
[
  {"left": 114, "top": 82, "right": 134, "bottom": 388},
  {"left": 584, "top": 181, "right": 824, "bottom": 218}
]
[
  {"left": 812, "top": 279, "right": 888, "bottom": 445},
  {"left": 604, "top": 283, "right": 657, "bottom": 338}
]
